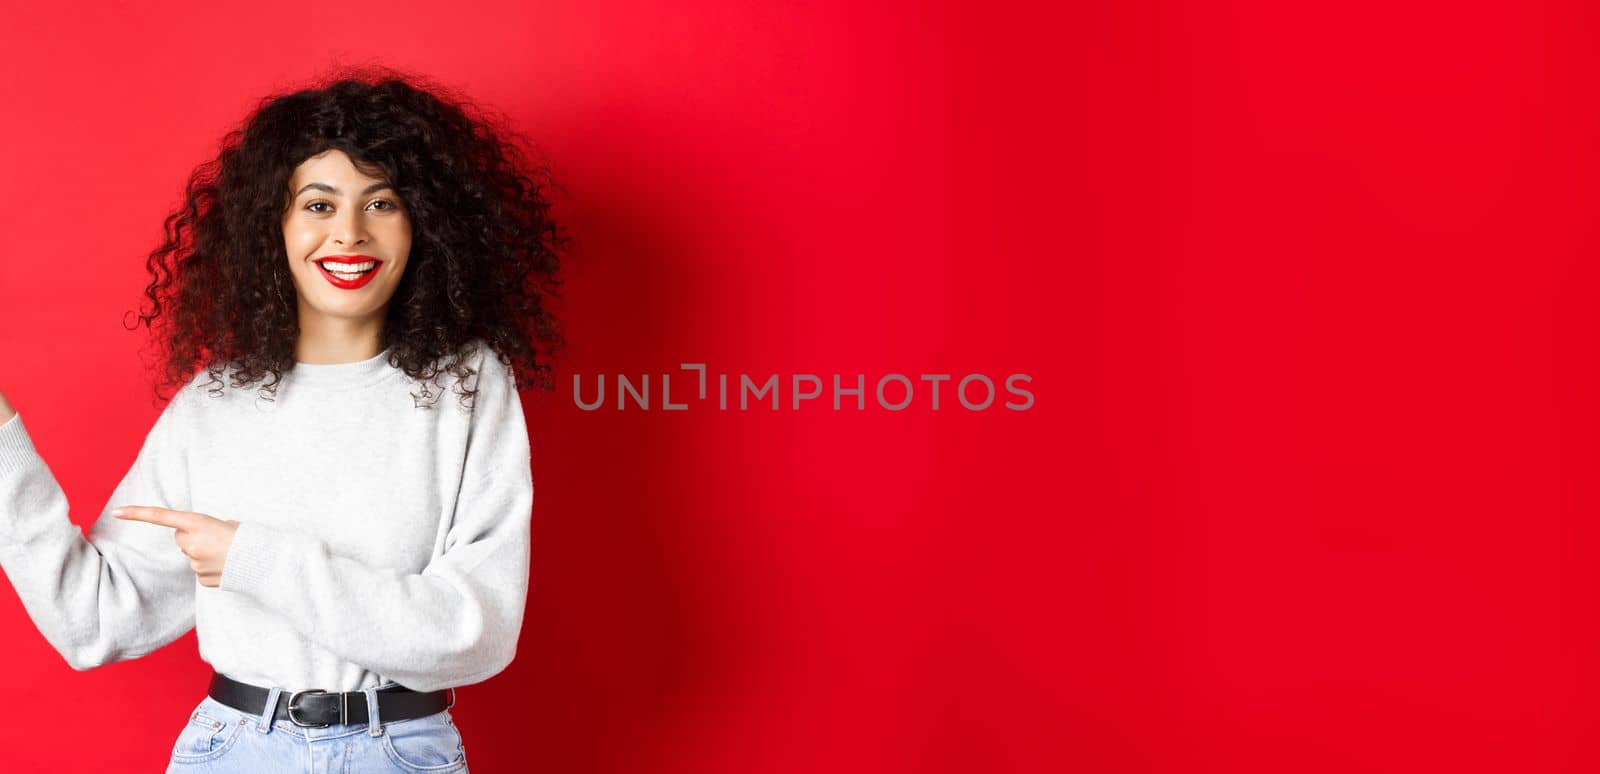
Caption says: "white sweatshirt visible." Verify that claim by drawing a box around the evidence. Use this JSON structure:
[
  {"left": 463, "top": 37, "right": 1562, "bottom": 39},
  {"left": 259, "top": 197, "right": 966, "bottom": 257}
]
[{"left": 0, "top": 339, "right": 533, "bottom": 693}]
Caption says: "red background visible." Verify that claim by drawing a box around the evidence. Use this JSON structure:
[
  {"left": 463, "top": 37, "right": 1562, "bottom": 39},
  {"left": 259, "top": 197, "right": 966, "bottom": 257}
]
[{"left": 4, "top": 0, "right": 1586, "bottom": 772}]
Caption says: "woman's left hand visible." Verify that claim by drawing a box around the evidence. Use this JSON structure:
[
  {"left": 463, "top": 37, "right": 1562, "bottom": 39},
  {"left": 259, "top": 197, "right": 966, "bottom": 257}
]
[{"left": 111, "top": 506, "right": 240, "bottom": 587}]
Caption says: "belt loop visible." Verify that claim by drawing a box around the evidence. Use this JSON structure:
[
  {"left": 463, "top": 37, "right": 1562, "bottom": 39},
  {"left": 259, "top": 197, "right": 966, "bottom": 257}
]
[
  {"left": 364, "top": 687, "right": 382, "bottom": 737},
  {"left": 258, "top": 687, "right": 283, "bottom": 734}
]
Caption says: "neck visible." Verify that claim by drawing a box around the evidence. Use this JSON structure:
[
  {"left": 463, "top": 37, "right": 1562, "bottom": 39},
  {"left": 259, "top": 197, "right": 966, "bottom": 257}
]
[{"left": 293, "top": 317, "right": 387, "bottom": 365}]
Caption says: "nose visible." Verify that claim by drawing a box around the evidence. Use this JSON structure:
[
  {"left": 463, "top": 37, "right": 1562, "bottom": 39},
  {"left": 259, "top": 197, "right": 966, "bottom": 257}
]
[{"left": 331, "top": 207, "right": 370, "bottom": 247}]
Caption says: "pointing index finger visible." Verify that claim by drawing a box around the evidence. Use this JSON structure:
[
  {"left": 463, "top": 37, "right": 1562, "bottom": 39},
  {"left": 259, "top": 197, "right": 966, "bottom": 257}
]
[{"left": 112, "top": 506, "right": 188, "bottom": 529}]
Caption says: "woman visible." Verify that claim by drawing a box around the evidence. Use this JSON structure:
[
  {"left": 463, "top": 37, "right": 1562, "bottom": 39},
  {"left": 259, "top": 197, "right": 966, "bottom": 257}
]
[{"left": 0, "top": 66, "right": 566, "bottom": 772}]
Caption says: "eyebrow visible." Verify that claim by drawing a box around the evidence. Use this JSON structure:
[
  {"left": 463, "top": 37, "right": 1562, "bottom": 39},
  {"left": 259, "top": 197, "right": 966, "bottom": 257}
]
[{"left": 294, "top": 181, "right": 395, "bottom": 197}]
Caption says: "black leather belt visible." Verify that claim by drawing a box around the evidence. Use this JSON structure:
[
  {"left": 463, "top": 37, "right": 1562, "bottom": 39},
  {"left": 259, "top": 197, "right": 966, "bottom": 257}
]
[{"left": 208, "top": 672, "right": 455, "bottom": 728}]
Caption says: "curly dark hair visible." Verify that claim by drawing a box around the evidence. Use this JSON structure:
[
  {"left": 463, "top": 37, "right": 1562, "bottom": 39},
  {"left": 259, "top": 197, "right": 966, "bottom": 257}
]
[{"left": 126, "top": 64, "right": 568, "bottom": 409}]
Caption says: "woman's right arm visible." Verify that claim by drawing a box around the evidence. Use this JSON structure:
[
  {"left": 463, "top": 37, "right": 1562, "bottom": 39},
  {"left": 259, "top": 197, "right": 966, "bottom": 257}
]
[{"left": 0, "top": 388, "right": 198, "bottom": 670}]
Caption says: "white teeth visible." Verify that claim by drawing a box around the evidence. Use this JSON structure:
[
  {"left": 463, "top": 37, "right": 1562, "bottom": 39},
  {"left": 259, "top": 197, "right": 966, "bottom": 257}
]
[{"left": 318, "top": 260, "right": 376, "bottom": 272}]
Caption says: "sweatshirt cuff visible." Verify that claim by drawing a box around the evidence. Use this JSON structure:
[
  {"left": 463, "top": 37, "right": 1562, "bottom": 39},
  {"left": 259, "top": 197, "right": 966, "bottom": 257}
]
[
  {"left": 220, "top": 520, "right": 287, "bottom": 596},
  {"left": 0, "top": 412, "right": 40, "bottom": 476}
]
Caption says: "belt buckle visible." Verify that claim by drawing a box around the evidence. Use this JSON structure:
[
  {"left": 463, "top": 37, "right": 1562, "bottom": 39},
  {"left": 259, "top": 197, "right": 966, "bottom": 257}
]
[{"left": 287, "top": 689, "right": 341, "bottom": 728}]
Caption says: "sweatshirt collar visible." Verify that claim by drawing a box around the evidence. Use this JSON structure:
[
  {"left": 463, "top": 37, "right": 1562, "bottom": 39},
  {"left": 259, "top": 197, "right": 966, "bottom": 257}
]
[{"left": 287, "top": 346, "right": 398, "bottom": 390}]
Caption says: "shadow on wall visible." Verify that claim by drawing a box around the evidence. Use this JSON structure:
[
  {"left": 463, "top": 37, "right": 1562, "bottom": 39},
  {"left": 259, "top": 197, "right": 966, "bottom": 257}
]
[{"left": 457, "top": 96, "right": 735, "bottom": 773}]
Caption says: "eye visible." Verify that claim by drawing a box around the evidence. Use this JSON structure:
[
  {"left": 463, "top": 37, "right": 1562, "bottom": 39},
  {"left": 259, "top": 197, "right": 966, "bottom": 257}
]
[{"left": 301, "top": 198, "right": 399, "bottom": 214}]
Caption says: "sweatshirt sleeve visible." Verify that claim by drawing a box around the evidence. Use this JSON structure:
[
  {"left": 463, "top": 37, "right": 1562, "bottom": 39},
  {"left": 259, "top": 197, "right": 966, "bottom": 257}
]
[
  {"left": 0, "top": 393, "right": 198, "bottom": 671},
  {"left": 217, "top": 348, "right": 534, "bottom": 692}
]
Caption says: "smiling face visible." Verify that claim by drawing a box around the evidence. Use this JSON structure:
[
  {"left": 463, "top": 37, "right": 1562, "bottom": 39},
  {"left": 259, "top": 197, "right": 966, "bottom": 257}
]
[{"left": 282, "top": 149, "right": 412, "bottom": 331}]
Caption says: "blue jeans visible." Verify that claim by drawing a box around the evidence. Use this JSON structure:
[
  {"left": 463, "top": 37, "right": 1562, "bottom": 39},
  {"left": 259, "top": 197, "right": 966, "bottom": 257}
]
[{"left": 164, "top": 690, "right": 469, "bottom": 773}]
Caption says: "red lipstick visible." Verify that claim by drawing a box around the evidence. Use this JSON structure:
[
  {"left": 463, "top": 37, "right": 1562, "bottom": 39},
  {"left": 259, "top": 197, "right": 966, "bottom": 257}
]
[{"left": 314, "top": 255, "right": 383, "bottom": 290}]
